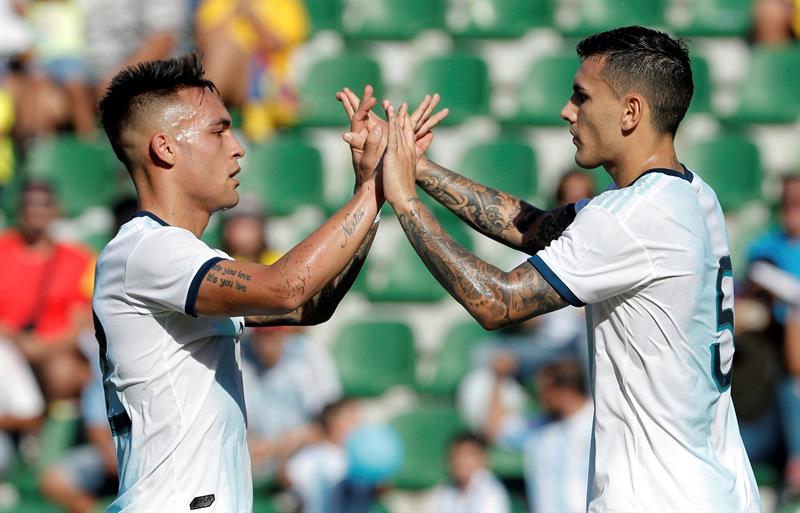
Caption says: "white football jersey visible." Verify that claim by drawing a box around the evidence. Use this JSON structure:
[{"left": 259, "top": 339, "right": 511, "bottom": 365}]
[
  {"left": 92, "top": 212, "right": 251, "bottom": 512},
  {"left": 530, "top": 169, "right": 760, "bottom": 512}
]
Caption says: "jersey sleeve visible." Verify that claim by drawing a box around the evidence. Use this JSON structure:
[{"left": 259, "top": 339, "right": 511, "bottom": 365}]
[
  {"left": 528, "top": 206, "right": 655, "bottom": 306},
  {"left": 125, "top": 228, "right": 228, "bottom": 316}
]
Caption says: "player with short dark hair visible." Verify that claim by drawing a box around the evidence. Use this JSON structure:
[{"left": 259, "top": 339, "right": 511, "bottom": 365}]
[
  {"left": 369, "top": 25, "right": 760, "bottom": 511},
  {"left": 92, "top": 54, "right": 443, "bottom": 511}
]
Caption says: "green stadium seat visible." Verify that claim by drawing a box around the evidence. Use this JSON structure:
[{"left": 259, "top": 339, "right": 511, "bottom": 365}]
[
  {"left": 238, "top": 137, "right": 324, "bottom": 216},
  {"left": 416, "top": 320, "right": 488, "bottom": 396},
  {"left": 304, "top": 0, "right": 341, "bottom": 34},
  {"left": 332, "top": 320, "right": 415, "bottom": 396},
  {"left": 460, "top": 139, "right": 538, "bottom": 201},
  {"left": 488, "top": 445, "right": 525, "bottom": 478},
  {"left": 724, "top": 45, "right": 800, "bottom": 124},
  {"left": 681, "top": 133, "right": 762, "bottom": 212},
  {"left": 506, "top": 53, "right": 577, "bottom": 126},
  {"left": 389, "top": 406, "right": 465, "bottom": 489},
  {"left": 298, "top": 54, "right": 383, "bottom": 127},
  {"left": 365, "top": 215, "right": 474, "bottom": 303},
  {"left": 341, "top": 0, "right": 445, "bottom": 40},
  {"left": 448, "top": 0, "right": 553, "bottom": 39},
  {"left": 24, "top": 135, "right": 120, "bottom": 217},
  {"left": 408, "top": 53, "right": 490, "bottom": 126},
  {"left": 688, "top": 55, "right": 712, "bottom": 115},
  {"left": 671, "top": 0, "right": 752, "bottom": 37},
  {"left": 557, "top": 0, "right": 666, "bottom": 38}
]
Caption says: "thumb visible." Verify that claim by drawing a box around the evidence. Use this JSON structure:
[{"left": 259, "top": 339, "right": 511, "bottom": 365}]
[
  {"left": 342, "top": 129, "right": 367, "bottom": 150},
  {"left": 363, "top": 124, "right": 383, "bottom": 166}
]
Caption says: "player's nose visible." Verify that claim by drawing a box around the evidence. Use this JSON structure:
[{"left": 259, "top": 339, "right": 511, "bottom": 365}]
[
  {"left": 561, "top": 99, "right": 576, "bottom": 124},
  {"left": 231, "top": 133, "right": 245, "bottom": 159}
]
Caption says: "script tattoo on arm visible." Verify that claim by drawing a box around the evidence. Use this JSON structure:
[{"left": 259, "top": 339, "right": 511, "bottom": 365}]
[
  {"left": 396, "top": 199, "right": 567, "bottom": 330},
  {"left": 340, "top": 208, "right": 366, "bottom": 248},
  {"left": 205, "top": 264, "right": 252, "bottom": 293},
  {"left": 246, "top": 220, "right": 379, "bottom": 327},
  {"left": 417, "top": 160, "right": 576, "bottom": 253}
]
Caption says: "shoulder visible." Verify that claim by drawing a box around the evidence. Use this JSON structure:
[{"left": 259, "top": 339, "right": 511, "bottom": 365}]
[{"left": 0, "top": 231, "right": 22, "bottom": 251}]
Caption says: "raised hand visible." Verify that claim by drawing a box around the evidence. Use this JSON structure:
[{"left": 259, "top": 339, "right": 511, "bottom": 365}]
[
  {"left": 382, "top": 102, "right": 418, "bottom": 208},
  {"left": 337, "top": 85, "right": 383, "bottom": 186},
  {"left": 338, "top": 88, "right": 448, "bottom": 163}
]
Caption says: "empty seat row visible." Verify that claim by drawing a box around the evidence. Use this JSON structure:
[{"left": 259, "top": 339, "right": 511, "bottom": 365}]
[
  {"left": 298, "top": 46, "right": 800, "bottom": 127},
  {"left": 306, "top": 0, "right": 756, "bottom": 40}
]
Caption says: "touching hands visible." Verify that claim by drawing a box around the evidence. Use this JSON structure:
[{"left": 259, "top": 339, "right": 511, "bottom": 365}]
[
  {"left": 381, "top": 102, "right": 419, "bottom": 207},
  {"left": 337, "top": 85, "right": 449, "bottom": 175}
]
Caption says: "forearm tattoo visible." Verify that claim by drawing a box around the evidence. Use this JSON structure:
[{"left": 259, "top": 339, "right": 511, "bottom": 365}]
[
  {"left": 417, "top": 162, "right": 575, "bottom": 253},
  {"left": 247, "top": 221, "right": 379, "bottom": 327},
  {"left": 396, "top": 199, "right": 567, "bottom": 328},
  {"left": 340, "top": 208, "right": 366, "bottom": 248}
]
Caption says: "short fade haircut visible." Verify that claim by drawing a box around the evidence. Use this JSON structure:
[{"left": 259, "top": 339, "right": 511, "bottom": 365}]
[
  {"left": 449, "top": 431, "right": 488, "bottom": 452},
  {"left": 576, "top": 26, "right": 693, "bottom": 136},
  {"left": 98, "top": 53, "right": 217, "bottom": 170}
]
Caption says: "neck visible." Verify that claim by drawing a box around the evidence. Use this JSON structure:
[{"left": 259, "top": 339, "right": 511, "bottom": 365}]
[
  {"left": 607, "top": 134, "right": 681, "bottom": 188},
  {"left": 20, "top": 230, "right": 53, "bottom": 251},
  {"left": 133, "top": 168, "right": 209, "bottom": 238}
]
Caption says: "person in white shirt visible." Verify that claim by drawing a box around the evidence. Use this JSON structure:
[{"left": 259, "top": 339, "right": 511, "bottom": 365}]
[
  {"left": 365, "top": 25, "right": 761, "bottom": 512},
  {"left": 432, "top": 433, "right": 510, "bottom": 513},
  {"left": 93, "top": 54, "right": 445, "bottom": 512},
  {"left": 524, "top": 359, "right": 593, "bottom": 513},
  {"left": 0, "top": 338, "right": 44, "bottom": 479}
]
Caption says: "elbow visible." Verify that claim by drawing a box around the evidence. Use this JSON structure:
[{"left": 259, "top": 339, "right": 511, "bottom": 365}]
[{"left": 471, "top": 310, "right": 505, "bottom": 332}]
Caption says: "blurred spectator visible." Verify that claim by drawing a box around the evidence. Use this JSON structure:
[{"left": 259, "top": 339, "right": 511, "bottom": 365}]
[
  {"left": 243, "top": 325, "right": 342, "bottom": 481},
  {"left": 555, "top": 169, "right": 595, "bottom": 206},
  {"left": 221, "top": 193, "right": 281, "bottom": 265},
  {"left": 459, "top": 313, "right": 586, "bottom": 446},
  {"left": 39, "top": 340, "right": 116, "bottom": 513},
  {"left": 742, "top": 175, "right": 800, "bottom": 500},
  {"left": 10, "top": 0, "right": 95, "bottom": 140},
  {"left": 196, "top": 0, "right": 309, "bottom": 140},
  {"left": 0, "top": 337, "right": 45, "bottom": 486},
  {"left": 754, "top": 0, "right": 799, "bottom": 45},
  {"left": 284, "top": 398, "right": 365, "bottom": 513},
  {"left": 431, "top": 432, "right": 510, "bottom": 513},
  {"left": 458, "top": 168, "right": 593, "bottom": 442},
  {"left": 523, "top": 359, "right": 592, "bottom": 513},
  {"left": 80, "top": 0, "right": 188, "bottom": 98},
  {"left": 0, "top": 181, "right": 93, "bottom": 402}
]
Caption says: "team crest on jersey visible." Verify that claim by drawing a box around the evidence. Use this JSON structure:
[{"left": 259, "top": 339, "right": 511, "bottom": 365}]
[{"left": 189, "top": 494, "right": 215, "bottom": 510}]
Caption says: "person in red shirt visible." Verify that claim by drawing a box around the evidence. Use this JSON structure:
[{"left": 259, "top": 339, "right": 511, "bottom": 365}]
[{"left": 0, "top": 181, "right": 94, "bottom": 401}]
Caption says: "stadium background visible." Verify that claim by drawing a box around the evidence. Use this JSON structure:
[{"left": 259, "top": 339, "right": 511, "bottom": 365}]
[{"left": 0, "top": 0, "right": 798, "bottom": 512}]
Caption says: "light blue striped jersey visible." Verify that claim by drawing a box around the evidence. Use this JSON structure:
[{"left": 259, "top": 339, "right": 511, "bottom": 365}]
[
  {"left": 530, "top": 169, "right": 760, "bottom": 512},
  {"left": 92, "top": 212, "right": 252, "bottom": 512}
]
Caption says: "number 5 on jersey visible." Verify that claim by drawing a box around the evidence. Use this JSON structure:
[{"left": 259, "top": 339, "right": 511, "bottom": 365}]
[{"left": 711, "top": 256, "right": 734, "bottom": 392}]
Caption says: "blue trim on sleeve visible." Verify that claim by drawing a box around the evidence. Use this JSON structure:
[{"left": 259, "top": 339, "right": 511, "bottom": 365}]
[
  {"left": 185, "top": 257, "right": 225, "bottom": 317},
  {"left": 528, "top": 255, "right": 586, "bottom": 307}
]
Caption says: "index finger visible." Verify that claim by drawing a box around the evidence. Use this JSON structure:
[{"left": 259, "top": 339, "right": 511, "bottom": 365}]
[{"left": 337, "top": 91, "right": 356, "bottom": 119}]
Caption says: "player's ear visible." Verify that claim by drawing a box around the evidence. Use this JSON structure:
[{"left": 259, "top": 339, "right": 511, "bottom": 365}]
[
  {"left": 620, "top": 94, "right": 644, "bottom": 132},
  {"left": 149, "top": 132, "right": 176, "bottom": 167}
]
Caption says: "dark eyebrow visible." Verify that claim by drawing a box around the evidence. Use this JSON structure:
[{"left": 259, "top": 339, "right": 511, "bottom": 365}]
[
  {"left": 209, "top": 118, "right": 232, "bottom": 129},
  {"left": 573, "top": 83, "right": 588, "bottom": 95}
]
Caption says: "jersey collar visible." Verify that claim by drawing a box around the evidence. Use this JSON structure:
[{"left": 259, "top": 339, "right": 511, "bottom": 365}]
[
  {"left": 628, "top": 165, "right": 694, "bottom": 187},
  {"left": 134, "top": 211, "right": 170, "bottom": 226}
]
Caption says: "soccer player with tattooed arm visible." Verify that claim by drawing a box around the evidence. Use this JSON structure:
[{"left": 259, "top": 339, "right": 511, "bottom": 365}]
[
  {"left": 344, "top": 25, "right": 761, "bottom": 512},
  {"left": 91, "top": 54, "right": 445, "bottom": 512}
]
